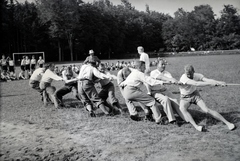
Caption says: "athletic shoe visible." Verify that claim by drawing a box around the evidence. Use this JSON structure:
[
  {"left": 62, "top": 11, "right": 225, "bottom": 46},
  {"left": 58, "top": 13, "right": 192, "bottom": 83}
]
[
  {"left": 144, "top": 114, "right": 154, "bottom": 122},
  {"left": 156, "top": 116, "right": 168, "bottom": 125},
  {"left": 89, "top": 111, "right": 96, "bottom": 117},
  {"left": 130, "top": 115, "right": 141, "bottom": 121}
]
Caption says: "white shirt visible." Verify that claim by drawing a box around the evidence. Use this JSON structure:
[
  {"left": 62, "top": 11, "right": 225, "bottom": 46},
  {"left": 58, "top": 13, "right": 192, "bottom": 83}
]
[
  {"left": 0, "top": 59, "right": 7, "bottom": 66},
  {"left": 21, "top": 59, "right": 26, "bottom": 66},
  {"left": 150, "top": 69, "right": 173, "bottom": 91},
  {"left": 78, "top": 64, "right": 111, "bottom": 80},
  {"left": 139, "top": 52, "right": 150, "bottom": 71},
  {"left": 179, "top": 73, "right": 204, "bottom": 95},
  {"left": 122, "top": 69, "right": 163, "bottom": 88},
  {"left": 41, "top": 69, "right": 63, "bottom": 83},
  {"left": 30, "top": 68, "right": 45, "bottom": 81},
  {"left": 31, "top": 59, "right": 36, "bottom": 64},
  {"left": 25, "top": 59, "right": 30, "bottom": 65},
  {"left": 8, "top": 60, "right": 14, "bottom": 66},
  {"left": 38, "top": 59, "right": 45, "bottom": 65}
]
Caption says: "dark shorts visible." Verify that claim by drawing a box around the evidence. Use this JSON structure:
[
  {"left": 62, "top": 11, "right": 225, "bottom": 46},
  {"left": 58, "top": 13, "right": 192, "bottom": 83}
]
[
  {"left": 9, "top": 66, "right": 14, "bottom": 72},
  {"left": 180, "top": 90, "right": 202, "bottom": 105},
  {"left": 31, "top": 64, "right": 36, "bottom": 70},
  {"left": 25, "top": 64, "right": 30, "bottom": 70},
  {"left": 39, "top": 64, "right": 43, "bottom": 68},
  {"left": 21, "top": 65, "right": 25, "bottom": 71},
  {"left": 2, "top": 65, "right": 7, "bottom": 71}
]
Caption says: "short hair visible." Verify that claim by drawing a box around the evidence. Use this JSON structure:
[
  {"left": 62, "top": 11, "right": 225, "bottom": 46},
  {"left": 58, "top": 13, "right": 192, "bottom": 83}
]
[
  {"left": 137, "top": 46, "right": 144, "bottom": 52},
  {"left": 135, "top": 60, "right": 145, "bottom": 69},
  {"left": 157, "top": 59, "right": 166, "bottom": 65},
  {"left": 48, "top": 63, "right": 55, "bottom": 68},
  {"left": 184, "top": 64, "right": 195, "bottom": 74},
  {"left": 99, "top": 63, "right": 105, "bottom": 67},
  {"left": 122, "top": 67, "right": 131, "bottom": 79},
  {"left": 44, "top": 63, "right": 50, "bottom": 69}
]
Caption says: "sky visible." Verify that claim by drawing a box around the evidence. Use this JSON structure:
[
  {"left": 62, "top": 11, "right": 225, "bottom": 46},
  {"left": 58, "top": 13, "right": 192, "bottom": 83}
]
[
  {"left": 84, "top": 0, "right": 240, "bottom": 17},
  {"left": 17, "top": 0, "right": 240, "bottom": 17}
]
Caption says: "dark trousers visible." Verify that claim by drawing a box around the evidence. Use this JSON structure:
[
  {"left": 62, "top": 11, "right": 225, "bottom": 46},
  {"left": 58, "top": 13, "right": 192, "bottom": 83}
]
[{"left": 55, "top": 83, "right": 78, "bottom": 101}]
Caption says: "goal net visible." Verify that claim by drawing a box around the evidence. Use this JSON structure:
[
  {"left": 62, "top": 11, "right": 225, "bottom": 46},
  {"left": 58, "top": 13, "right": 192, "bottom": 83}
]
[{"left": 12, "top": 52, "right": 45, "bottom": 66}]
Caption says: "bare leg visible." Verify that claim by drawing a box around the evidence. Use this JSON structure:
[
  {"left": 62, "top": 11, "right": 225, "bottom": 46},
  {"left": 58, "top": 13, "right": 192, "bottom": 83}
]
[
  {"left": 99, "top": 103, "right": 110, "bottom": 115},
  {"left": 42, "top": 90, "right": 47, "bottom": 107},
  {"left": 197, "top": 100, "right": 235, "bottom": 130},
  {"left": 169, "top": 98, "right": 186, "bottom": 121},
  {"left": 180, "top": 100, "right": 203, "bottom": 132},
  {"left": 162, "top": 90, "right": 186, "bottom": 121}
]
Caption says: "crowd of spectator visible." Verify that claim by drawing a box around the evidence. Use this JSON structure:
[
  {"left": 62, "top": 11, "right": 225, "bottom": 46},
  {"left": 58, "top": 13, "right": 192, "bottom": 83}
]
[{"left": 1, "top": 53, "right": 166, "bottom": 82}]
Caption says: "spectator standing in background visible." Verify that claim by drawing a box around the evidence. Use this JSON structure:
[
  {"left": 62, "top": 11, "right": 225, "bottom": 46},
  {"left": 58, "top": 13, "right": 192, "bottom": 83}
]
[
  {"left": 37, "top": 56, "right": 45, "bottom": 68},
  {"left": 83, "top": 50, "right": 101, "bottom": 67},
  {"left": 137, "top": 46, "right": 151, "bottom": 95},
  {"left": 19, "top": 56, "right": 26, "bottom": 79},
  {"left": 30, "top": 55, "right": 37, "bottom": 74},
  {"left": 25, "top": 56, "right": 31, "bottom": 79}
]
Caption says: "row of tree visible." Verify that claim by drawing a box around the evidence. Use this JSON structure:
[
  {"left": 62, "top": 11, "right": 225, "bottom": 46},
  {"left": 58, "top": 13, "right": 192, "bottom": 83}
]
[{"left": 1, "top": 0, "right": 240, "bottom": 61}]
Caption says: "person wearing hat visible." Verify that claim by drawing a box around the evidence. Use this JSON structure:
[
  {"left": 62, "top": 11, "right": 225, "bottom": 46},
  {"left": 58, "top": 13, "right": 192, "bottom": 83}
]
[
  {"left": 83, "top": 49, "right": 101, "bottom": 67},
  {"left": 150, "top": 59, "right": 186, "bottom": 125},
  {"left": 78, "top": 57, "right": 113, "bottom": 117},
  {"left": 179, "top": 64, "right": 235, "bottom": 132}
]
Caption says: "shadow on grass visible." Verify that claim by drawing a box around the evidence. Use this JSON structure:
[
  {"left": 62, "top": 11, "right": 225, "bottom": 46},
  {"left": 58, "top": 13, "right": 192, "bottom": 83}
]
[
  {"left": 0, "top": 94, "right": 28, "bottom": 97},
  {"left": 63, "top": 98, "right": 83, "bottom": 108},
  {"left": 189, "top": 109, "right": 240, "bottom": 125}
]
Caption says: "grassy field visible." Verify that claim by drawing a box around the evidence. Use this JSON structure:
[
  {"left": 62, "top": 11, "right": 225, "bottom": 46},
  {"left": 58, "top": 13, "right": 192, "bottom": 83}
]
[{"left": 1, "top": 54, "right": 240, "bottom": 161}]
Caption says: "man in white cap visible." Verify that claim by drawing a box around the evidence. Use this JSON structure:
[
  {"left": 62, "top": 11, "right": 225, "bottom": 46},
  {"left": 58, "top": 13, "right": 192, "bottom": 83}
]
[
  {"left": 179, "top": 64, "right": 235, "bottom": 132},
  {"left": 83, "top": 49, "right": 101, "bottom": 67},
  {"left": 78, "top": 57, "right": 114, "bottom": 117}
]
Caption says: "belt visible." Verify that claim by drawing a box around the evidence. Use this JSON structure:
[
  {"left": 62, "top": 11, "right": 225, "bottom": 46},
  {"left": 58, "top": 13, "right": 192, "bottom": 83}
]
[
  {"left": 181, "top": 90, "right": 197, "bottom": 98},
  {"left": 79, "top": 78, "right": 92, "bottom": 81}
]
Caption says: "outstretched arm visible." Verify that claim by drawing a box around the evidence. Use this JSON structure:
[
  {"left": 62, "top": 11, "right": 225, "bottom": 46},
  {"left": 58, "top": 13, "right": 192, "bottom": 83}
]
[
  {"left": 202, "top": 77, "right": 226, "bottom": 86},
  {"left": 185, "top": 79, "right": 216, "bottom": 87},
  {"left": 155, "top": 75, "right": 178, "bottom": 83}
]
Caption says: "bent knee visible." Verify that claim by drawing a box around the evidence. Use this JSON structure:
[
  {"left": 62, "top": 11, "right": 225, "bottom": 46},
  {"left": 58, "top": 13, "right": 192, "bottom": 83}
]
[
  {"left": 46, "top": 86, "right": 56, "bottom": 94},
  {"left": 202, "top": 108, "right": 211, "bottom": 114},
  {"left": 157, "top": 95, "right": 170, "bottom": 104}
]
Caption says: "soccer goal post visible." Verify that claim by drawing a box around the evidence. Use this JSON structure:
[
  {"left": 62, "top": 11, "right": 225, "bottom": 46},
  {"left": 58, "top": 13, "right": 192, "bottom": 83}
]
[{"left": 12, "top": 52, "right": 45, "bottom": 66}]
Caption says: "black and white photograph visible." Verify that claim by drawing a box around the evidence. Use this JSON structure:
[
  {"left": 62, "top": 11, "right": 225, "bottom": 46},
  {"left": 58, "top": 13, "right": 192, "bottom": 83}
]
[{"left": 1, "top": 0, "right": 240, "bottom": 160}]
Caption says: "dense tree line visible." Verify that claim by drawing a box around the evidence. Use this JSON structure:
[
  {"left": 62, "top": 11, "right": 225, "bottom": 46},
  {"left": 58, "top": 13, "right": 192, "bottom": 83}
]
[{"left": 1, "top": 0, "right": 240, "bottom": 62}]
